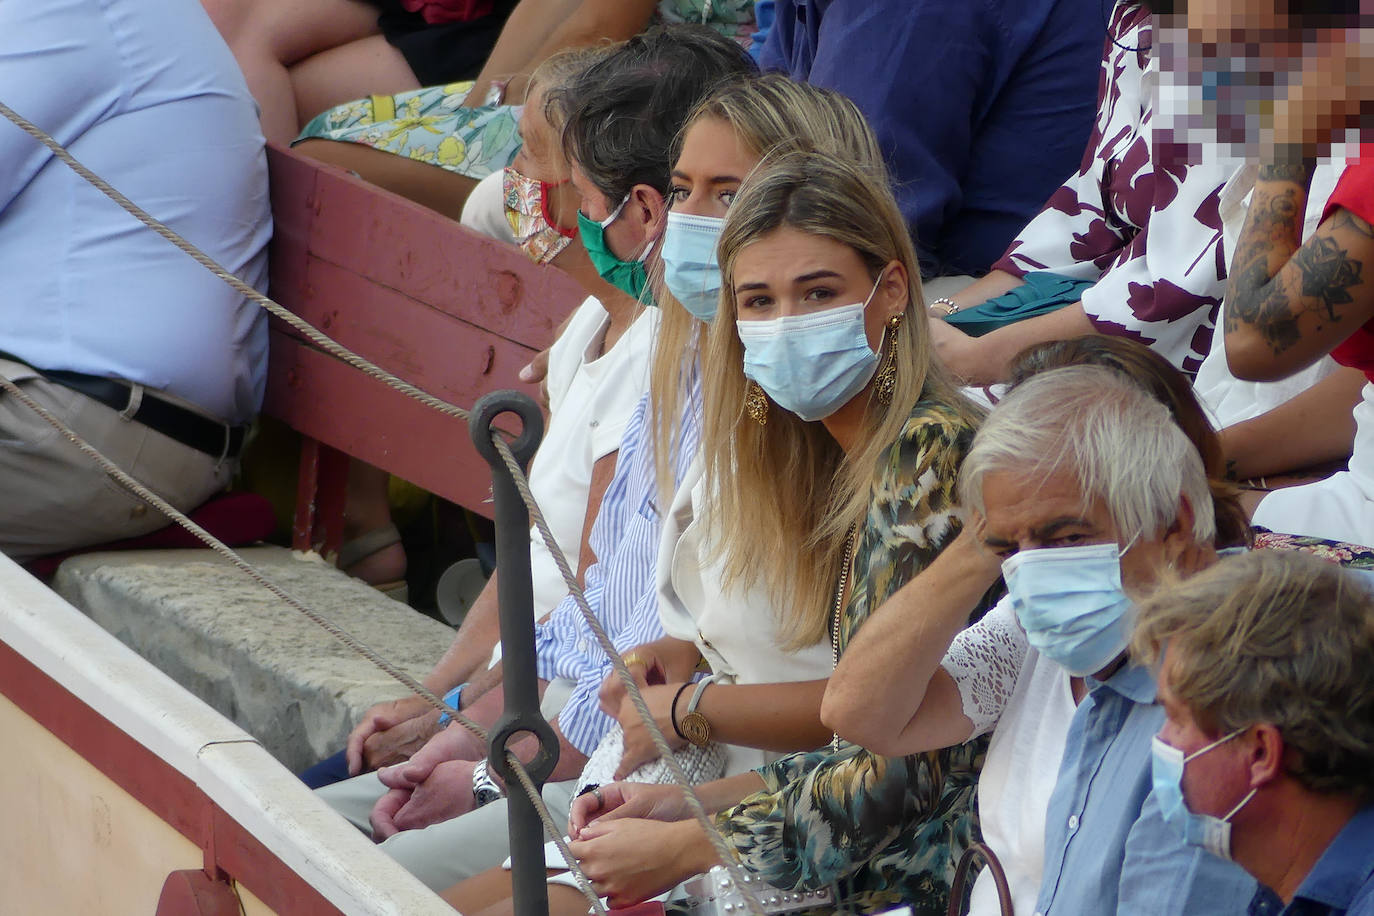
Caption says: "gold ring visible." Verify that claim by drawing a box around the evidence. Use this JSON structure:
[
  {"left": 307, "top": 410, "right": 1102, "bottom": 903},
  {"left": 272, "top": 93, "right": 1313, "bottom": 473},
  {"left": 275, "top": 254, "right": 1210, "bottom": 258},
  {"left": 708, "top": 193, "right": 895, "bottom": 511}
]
[{"left": 621, "top": 652, "right": 649, "bottom": 670}]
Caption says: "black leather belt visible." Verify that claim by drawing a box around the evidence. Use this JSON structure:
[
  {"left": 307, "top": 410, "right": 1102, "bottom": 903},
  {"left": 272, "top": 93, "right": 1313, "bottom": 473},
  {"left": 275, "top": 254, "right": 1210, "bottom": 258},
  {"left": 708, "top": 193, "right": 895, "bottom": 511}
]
[{"left": 1, "top": 353, "right": 245, "bottom": 460}]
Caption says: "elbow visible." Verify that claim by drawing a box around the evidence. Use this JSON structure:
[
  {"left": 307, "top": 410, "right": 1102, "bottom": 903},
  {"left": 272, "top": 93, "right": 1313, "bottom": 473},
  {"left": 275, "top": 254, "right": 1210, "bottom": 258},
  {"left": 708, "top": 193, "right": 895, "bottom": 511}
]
[
  {"left": 818, "top": 687, "right": 849, "bottom": 738},
  {"left": 820, "top": 688, "right": 907, "bottom": 757},
  {"left": 1224, "top": 334, "right": 1290, "bottom": 383},
  {"left": 819, "top": 685, "right": 878, "bottom": 748}
]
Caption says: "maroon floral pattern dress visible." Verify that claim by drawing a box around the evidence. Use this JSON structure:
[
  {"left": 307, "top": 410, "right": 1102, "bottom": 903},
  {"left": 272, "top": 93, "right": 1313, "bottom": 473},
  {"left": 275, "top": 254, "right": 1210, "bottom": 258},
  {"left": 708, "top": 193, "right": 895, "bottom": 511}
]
[{"left": 992, "top": 0, "right": 1236, "bottom": 374}]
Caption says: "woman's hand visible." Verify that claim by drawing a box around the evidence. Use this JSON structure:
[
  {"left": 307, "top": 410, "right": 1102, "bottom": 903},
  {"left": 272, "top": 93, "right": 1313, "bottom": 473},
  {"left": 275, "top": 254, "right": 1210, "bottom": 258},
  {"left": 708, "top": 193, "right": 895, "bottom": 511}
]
[
  {"left": 568, "top": 818, "right": 719, "bottom": 908},
  {"left": 614, "top": 683, "right": 689, "bottom": 779},
  {"left": 598, "top": 637, "right": 702, "bottom": 715},
  {"left": 568, "top": 782, "right": 697, "bottom": 838}
]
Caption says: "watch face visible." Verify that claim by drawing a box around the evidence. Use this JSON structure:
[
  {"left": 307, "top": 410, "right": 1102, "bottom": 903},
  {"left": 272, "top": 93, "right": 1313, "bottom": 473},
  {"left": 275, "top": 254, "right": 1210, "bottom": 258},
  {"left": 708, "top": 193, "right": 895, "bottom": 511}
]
[
  {"left": 475, "top": 786, "right": 503, "bottom": 807},
  {"left": 680, "top": 711, "right": 711, "bottom": 748}
]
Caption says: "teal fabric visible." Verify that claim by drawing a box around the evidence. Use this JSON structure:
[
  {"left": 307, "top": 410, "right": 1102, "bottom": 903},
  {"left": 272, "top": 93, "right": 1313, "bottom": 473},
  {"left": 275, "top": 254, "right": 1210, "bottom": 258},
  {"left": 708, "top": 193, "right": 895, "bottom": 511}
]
[{"left": 943, "top": 271, "right": 1093, "bottom": 337}]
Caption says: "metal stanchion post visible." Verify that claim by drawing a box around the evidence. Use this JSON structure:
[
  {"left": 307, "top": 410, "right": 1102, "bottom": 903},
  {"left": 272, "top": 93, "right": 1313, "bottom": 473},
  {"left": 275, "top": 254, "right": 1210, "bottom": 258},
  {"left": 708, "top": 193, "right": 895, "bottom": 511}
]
[{"left": 470, "top": 391, "right": 559, "bottom": 916}]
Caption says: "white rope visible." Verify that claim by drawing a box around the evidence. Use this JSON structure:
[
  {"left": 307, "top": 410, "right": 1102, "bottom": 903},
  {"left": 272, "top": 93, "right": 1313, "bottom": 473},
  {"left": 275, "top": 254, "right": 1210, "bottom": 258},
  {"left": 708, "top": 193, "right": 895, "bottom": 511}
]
[{"left": 0, "top": 97, "right": 761, "bottom": 915}]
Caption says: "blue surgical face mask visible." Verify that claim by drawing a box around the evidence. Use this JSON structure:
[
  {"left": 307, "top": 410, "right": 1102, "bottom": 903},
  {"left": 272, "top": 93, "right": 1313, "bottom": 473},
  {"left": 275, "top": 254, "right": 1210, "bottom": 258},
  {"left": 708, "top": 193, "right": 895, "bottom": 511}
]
[
  {"left": 1002, "top": 539, "right": 1136, "bottom": 677},
  {"left": 1151, "top": 731, "right": 1256, "bottom": 862},
  {"left": 661, "top": 211, "right": 724, "bottom": 321},
  {"left": 735, "top": 276, "right": 882, "bottom": 422},
  {"left": 577, "top": 194, "right": 651, "bottom": 303}
]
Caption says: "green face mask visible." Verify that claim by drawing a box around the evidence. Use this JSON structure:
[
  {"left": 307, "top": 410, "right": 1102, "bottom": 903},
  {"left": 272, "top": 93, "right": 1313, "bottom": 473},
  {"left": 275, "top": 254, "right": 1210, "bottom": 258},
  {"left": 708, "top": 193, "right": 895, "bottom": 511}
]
[{"left": 577, "top": 194, "right": 652, "bottom": 304}]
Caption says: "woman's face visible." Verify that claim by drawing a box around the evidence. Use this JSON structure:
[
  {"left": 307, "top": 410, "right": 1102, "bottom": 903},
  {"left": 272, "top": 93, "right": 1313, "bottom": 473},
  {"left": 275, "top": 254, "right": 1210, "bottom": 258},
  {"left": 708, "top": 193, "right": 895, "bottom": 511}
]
[
  {"left": 669, "top": 116, "right": 758, "bottom": 218},
  {"left": 731, "top": 226, "right": 906, "bottom": 350},
  {"left": 510, "top": 87, "right": 578, "bottom": 229},
  {"left": 511, "top": 87, "right": 566, "bottom": 180}
]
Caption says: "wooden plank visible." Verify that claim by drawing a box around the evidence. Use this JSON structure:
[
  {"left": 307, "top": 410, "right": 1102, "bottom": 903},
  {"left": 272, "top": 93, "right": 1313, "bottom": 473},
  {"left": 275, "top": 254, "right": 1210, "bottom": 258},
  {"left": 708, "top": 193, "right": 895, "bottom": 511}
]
[
  {"left": 266, "top": 334, "right": 506, "bottom": 519},
  {"left": 263, "top": 143, "right": 582, "bottom": 520},
  {"left": 266, "top": 143, "right": 583, "bottom": 350},
  {"left": 272, "top": 255, "right": 550, "bottom": 402}
]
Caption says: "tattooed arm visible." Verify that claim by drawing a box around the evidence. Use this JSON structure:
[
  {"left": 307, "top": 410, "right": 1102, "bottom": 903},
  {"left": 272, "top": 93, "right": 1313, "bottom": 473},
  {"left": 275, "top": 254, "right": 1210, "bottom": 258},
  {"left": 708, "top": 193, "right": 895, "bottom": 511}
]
[{"left": 1225, "top": 157, "right": 1374, "bottom": 381}]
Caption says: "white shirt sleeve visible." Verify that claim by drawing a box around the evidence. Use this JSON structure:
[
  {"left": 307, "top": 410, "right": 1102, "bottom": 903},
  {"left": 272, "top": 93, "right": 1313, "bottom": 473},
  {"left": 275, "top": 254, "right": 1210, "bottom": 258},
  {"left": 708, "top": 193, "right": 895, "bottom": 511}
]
[{"left": 938, "top": 595, "right": 1028, "bottom": 738}]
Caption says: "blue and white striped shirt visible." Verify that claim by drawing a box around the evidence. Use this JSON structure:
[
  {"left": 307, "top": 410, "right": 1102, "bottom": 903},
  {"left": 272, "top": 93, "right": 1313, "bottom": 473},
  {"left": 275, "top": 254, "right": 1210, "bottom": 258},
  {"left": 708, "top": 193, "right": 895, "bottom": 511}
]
[{"left": 533, "top": 380, "right": 702, "bottom": 756}]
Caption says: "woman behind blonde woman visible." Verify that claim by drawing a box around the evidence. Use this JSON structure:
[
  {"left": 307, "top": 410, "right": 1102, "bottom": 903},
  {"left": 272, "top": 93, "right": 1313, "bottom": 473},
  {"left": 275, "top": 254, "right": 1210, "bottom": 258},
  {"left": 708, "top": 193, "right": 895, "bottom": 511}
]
[{"left": 560, "top": 151, "right": 990, "bottom": 915}]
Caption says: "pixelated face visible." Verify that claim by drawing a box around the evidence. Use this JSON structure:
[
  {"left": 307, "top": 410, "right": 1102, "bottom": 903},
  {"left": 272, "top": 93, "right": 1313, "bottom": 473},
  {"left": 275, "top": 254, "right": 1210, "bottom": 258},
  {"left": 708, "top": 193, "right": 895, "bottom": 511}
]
[
  {"left": 1156, "top": 0, "right": 1374, "bottom": 160},
  {"left": 1181, "top": 0, "right": 1288, "bottom": 46}
]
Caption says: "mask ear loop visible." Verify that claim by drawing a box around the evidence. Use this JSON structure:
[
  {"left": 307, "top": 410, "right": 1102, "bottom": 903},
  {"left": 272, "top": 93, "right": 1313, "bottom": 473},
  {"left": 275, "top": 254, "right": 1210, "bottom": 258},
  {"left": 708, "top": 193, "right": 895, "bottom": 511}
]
[
  {"left": 539, "top": 179, "right": 577, "bottom": 239},
  {"left": 1184, "top": 727, "right": 1259, "bottom": 822},
  {"left": 589, "top": 192, "right": 631, "bottom": 229},
  {"left": 1116, "top": 533, "right": 1142, "bottom": 558}
]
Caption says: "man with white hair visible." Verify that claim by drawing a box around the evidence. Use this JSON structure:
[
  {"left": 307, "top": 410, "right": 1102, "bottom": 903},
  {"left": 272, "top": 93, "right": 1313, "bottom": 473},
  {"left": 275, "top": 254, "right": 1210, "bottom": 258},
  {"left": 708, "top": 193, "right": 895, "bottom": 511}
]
[{"left": 824, "top": 365, "right": 1255, "bottom": 915}]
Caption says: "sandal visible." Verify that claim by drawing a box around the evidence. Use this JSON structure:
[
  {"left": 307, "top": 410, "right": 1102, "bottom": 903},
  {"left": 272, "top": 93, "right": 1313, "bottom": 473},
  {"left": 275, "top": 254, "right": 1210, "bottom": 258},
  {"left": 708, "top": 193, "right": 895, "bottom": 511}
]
[{"left": 336, "top": 523, "right": 409, "bottom": 603}]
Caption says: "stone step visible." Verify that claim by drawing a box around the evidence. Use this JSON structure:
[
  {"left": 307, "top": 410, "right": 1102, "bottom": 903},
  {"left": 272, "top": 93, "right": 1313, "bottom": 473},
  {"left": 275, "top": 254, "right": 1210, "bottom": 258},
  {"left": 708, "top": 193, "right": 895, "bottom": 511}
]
[{"left": 53, "top": 546, "right": 453, "bottom": 772}]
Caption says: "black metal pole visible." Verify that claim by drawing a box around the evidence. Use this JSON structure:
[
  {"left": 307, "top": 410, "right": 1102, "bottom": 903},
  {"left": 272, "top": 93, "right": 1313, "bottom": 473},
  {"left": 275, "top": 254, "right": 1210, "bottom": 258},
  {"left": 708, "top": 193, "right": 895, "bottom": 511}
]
[{"left": 470, "top": 391, "right": 559, "bottom": 916}]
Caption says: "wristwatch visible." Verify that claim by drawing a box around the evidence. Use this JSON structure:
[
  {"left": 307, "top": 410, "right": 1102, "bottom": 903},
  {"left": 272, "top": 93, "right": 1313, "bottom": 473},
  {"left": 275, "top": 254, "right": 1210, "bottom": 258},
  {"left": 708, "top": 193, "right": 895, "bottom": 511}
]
[
  {"left": 677, "top": 675, "right": 716, "bottom": 748},
  {"left": 471, "top": 758, "right": 505, "bottom": 807}
]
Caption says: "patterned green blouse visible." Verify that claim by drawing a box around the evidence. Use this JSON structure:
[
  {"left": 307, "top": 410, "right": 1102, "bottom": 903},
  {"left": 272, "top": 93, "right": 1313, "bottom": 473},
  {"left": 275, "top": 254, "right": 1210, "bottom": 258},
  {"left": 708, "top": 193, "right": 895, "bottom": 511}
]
[{"left": 713, "top": 397, "right": 987, "bottom": 916}]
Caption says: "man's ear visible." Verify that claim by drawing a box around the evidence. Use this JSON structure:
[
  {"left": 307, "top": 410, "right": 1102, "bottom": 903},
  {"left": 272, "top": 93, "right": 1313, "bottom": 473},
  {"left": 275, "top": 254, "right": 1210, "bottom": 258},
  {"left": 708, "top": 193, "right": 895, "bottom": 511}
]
[
  {"left": 1162, "top": 494, "right": 1198, "bottom": 565},
  {"left": 628, "top": 183, "right": 668, "bottom": 246},
  {"left": 1247, "top": 723, "right": 1286, "bottom": 790}
]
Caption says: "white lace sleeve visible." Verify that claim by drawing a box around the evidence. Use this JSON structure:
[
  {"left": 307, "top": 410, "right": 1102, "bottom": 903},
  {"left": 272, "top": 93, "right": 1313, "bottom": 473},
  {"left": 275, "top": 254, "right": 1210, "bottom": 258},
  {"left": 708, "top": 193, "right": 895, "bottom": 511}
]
[{"left": 938, "top": 595, "right": 1028, "bottom": 738}]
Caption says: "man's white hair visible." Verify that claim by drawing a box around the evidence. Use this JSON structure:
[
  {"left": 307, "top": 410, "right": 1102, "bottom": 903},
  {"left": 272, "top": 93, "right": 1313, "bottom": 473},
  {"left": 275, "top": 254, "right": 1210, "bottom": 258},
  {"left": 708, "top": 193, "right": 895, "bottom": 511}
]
[{"left": 960, "top": 365, "right": 1216, "bottom": 544}]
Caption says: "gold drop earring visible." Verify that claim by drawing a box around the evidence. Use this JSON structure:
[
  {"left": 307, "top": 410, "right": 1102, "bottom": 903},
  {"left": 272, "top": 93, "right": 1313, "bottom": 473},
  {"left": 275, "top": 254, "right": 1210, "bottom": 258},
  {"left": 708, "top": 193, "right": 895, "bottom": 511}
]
[
  {"left": 874, "top": 313, "right": 903, "bottom": 406},
  {"left": 744, "top": 381, "right": 769, "bottom": 425}
]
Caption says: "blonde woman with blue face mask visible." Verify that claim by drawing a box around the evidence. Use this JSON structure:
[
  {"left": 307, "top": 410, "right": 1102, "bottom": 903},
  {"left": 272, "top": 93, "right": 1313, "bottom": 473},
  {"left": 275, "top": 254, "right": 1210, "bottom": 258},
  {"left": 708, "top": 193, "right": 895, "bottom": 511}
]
[{"left": 566, "top": 151, "right": 991, "bottom": 916}]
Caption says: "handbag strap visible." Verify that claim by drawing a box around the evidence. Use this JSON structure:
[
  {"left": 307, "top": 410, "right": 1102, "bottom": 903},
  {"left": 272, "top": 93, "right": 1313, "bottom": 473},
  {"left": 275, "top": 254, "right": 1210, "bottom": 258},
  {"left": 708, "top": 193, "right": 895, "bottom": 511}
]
[{"left": 946, "top": 842, "right": 1014, "bottom": 916}]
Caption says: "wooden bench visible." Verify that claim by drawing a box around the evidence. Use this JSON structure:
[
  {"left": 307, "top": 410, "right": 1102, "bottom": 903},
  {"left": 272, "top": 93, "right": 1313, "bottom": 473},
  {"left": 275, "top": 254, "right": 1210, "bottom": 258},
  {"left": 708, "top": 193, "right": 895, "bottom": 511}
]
[{"left": 263, "top": 141, "right": 584, "bottom": 554}]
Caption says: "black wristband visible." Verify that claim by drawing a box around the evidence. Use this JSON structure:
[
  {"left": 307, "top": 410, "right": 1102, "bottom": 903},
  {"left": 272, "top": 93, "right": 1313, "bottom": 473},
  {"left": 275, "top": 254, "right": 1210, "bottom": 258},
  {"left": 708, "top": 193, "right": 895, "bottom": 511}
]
[{"left": 670, "top": 681, "right": 693, "bottom": 741}]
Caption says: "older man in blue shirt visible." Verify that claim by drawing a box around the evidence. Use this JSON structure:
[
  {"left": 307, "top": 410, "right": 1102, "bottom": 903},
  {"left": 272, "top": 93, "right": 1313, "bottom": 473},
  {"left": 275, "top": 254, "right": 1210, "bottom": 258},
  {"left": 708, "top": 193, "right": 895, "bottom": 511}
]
[
  {"left": 1133, "top": 551, "right": 1374, "bottom": 916},
  {"left": 825, "top": 365, "right": 1256, "bottom": 915}
]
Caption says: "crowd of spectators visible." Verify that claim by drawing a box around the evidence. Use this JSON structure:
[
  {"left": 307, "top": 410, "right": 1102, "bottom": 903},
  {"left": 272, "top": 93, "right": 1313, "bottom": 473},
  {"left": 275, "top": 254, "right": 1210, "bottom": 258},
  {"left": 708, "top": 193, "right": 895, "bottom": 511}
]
[{"left": 4, "top": 1, "right": 1374, "bottom": 915}]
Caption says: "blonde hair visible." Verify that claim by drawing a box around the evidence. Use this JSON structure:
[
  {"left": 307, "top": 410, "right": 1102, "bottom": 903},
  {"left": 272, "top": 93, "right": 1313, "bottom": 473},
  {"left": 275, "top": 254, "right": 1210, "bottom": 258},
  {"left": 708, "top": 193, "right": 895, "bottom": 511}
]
[
  {"left": 702, "top": 151, "right": 981, "bottom": 648},
  {"left": 651, "top": 74, "right": 889, "bottom": 497},
  {"left": 533, "top": 44, "right": 619, "bottom": 133},
  {"left": 1132, "top": 551, "right": 1374, "bottom": 800}
]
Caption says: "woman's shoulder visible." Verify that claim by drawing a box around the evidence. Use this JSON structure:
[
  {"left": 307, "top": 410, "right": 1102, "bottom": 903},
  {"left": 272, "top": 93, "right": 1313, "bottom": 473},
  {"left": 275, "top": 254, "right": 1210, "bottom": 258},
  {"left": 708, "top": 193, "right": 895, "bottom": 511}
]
[
  {"left": 890, "top": 395, "right": 978, "bottom": 456},
  {"left": 867, "top": 395, "right": 977, "bottom": 503}
]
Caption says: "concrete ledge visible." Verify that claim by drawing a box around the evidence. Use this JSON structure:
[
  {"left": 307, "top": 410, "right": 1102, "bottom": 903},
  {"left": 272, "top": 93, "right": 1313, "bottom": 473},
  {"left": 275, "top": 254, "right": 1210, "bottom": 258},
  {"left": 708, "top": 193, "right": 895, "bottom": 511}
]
[
  {"left": 53, "top": 546, "right": 453, "bottom": 771},
  {"left": 1, "top": 552, "right": 453, "bottom": 914}
]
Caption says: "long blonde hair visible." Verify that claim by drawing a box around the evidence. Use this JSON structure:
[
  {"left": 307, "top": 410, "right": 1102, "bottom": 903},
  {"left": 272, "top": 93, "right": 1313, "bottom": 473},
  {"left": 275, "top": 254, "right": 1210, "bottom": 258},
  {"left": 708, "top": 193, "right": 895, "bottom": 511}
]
[
  {"left": 703, "top": 151, "right": 981, "bottom": 648},
  {"left": 650, "top": 74, "right": 888, "bottom": 497}
]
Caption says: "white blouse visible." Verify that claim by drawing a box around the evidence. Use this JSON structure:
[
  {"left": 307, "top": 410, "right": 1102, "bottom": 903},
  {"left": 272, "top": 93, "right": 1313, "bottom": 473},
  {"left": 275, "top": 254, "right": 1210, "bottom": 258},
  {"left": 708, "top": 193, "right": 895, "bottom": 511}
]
[{"left": 656, "top": 456, "right": 833, "bottom": 775}]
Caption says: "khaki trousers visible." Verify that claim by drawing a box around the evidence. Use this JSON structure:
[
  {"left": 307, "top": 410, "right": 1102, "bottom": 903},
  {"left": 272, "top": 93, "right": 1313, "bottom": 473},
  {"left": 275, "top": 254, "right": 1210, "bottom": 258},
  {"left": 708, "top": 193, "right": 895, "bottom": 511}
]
[{"left": 0, "top": 358, "right": 231, "bottom": 561}]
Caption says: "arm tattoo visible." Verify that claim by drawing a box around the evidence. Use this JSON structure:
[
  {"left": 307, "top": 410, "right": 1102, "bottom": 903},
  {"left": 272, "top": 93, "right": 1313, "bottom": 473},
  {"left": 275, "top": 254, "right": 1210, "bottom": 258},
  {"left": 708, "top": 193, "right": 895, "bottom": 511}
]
[
  {"left": 1256, "top": 160, "right": 1316, "bottom": 185},
  {"left": 1330, "top": 208, "right": 1374, "bottom": 240},
  {"left": 1226, "top": 187, "right": 1306, "bottom": 338},
  {"left": 1228, "top": 227, "right": 1365, "bottom": 356}
]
